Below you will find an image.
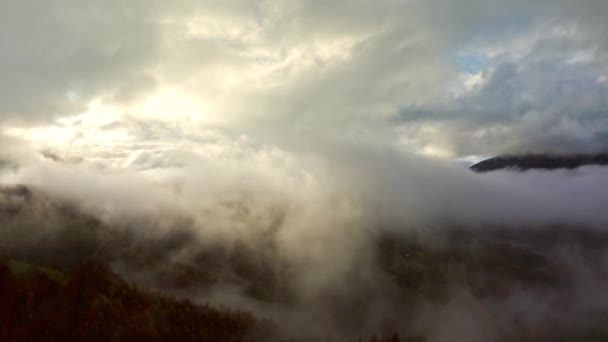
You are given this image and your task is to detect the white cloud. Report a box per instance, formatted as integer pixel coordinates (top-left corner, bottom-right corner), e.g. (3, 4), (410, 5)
(2, 0), (608, 159)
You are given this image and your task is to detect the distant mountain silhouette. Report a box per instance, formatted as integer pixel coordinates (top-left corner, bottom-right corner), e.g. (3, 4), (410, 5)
(470, 153), (608, 172)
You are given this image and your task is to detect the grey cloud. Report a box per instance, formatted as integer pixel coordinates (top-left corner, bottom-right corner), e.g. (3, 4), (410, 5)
(3, 0), (608, 158)
(0, 1), (168, 123)
(396, 46), (608, 156)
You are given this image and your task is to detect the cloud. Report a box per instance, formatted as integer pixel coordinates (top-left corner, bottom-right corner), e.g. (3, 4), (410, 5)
(2, 0), (608, 157)
(396, 42), (608, 156)
(3, 133), (608, 339)
(5, 129), (608, 247)
(5, 1), (608, 339)
(0, 1), (169, 123)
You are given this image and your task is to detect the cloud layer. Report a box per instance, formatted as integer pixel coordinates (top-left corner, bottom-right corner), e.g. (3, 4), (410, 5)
(2, 0), (608, 157)
(3, 136), (608, 340)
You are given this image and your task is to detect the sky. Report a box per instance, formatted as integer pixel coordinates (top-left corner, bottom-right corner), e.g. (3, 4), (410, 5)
(1, 0), (608, 165)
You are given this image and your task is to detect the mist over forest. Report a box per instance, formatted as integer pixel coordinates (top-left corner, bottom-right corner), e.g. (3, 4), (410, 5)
(2, 147), (608, 341)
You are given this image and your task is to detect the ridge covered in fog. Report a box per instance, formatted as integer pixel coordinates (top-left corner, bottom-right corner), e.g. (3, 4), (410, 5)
(471, 153), (608, 173)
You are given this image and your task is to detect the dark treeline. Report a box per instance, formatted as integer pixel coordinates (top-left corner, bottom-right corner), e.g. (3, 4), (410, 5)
(0, 257), (412, 342)
(0, 258), (271, 342)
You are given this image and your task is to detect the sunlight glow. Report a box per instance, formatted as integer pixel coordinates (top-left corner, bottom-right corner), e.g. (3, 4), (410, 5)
(128, 87), (207, 123)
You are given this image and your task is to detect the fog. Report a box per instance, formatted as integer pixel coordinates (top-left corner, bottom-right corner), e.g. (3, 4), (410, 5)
(5, 138), (607, 230)
(2, 136), (608, 340)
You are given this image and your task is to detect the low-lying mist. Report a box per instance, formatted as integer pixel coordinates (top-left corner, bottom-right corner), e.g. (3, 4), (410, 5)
(2, 137), (608, 341)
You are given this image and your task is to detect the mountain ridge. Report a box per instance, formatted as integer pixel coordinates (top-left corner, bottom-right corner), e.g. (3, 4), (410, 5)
(470, 153), (608, 172)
